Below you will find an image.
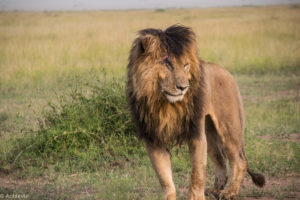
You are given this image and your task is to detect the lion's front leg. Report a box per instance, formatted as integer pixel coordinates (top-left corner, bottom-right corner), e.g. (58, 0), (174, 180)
(146, 143), (176, 200)
(188, 129), (207, 200)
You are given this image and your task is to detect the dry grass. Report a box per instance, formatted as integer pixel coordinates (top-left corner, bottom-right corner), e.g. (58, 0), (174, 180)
(1, 5), (300, 92)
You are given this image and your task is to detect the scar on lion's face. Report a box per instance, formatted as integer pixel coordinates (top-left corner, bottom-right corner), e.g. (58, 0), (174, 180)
(157, 56), (192, 103)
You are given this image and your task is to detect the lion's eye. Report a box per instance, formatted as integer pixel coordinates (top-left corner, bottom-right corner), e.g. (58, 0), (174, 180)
(184, 63), (189, 70)
(163, 59), (173, 71)
(166, 62), (173, 71)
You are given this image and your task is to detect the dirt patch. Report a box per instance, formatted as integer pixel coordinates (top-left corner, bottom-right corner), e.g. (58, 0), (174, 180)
(242, 197), (274, 200)
(275, 90), (300, 101)
(260, 133), (300, 143)
(243, 175), (300, 191)
(1, 172), (299, 199)
(243, 89), (300, 104)
(0, 172), (46, 193)
(0, 172), (96, 199)
(241, 175), (300, 200)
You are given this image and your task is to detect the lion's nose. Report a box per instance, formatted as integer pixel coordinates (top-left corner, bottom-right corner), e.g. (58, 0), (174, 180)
(176, 85), (188, 91)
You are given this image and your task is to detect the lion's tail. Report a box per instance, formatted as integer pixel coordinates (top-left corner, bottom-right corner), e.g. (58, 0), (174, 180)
(247, 167), (266, 187)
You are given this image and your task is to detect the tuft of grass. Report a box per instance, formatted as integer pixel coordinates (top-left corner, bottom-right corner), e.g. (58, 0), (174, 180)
(246, 136), (299, 176)
(245, 99), (300, 137)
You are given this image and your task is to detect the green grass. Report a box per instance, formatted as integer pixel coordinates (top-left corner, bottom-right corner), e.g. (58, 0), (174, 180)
(0, 5), (299, 200)
(1, 74), (299, 199)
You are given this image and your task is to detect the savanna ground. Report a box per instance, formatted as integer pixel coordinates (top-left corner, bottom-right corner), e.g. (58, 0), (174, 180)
(0, 5), (300, 200)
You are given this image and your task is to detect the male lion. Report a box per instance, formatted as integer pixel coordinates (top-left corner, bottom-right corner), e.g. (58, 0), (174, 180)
(126, 25), (265, 200)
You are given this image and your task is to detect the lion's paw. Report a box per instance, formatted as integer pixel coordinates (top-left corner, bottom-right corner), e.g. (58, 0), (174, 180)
(218, 190), (238, 200)
(205, 187), (219, 199)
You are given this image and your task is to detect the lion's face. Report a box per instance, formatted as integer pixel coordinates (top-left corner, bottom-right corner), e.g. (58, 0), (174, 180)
(158, 56), (191, 103)
(128, 25), (200, 107)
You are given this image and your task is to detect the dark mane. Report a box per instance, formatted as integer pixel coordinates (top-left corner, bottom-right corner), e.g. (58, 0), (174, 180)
(164, 25), (196, 57)
(138, 25), (196, 57)
(127, 24), (205, 146)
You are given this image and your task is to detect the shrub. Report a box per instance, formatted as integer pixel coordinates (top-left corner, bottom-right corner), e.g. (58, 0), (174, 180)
(4, 78), (144, 173)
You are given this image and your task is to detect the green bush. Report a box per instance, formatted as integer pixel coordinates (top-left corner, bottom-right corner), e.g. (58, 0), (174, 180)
(4, 78), (144, 173)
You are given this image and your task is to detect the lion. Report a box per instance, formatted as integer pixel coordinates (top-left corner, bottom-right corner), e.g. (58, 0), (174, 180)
(126, 25), (265, 200)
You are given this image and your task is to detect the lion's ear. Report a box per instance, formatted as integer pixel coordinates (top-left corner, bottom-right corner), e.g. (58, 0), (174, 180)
(129, 34), (161, 62)
(140, 34), (161, 55)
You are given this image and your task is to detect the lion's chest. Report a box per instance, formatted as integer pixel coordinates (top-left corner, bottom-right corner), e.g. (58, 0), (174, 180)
(144, 102), (188, 144)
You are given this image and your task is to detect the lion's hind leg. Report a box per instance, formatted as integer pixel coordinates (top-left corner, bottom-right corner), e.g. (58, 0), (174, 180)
(205, 115), (228, 199)
(218, 150), (247, 200)
(217, 128), (247, 199)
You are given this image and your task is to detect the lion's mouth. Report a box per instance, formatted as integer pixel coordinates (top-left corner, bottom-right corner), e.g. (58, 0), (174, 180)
(163, 89), (188, 103)
(163, 91), (183, 97)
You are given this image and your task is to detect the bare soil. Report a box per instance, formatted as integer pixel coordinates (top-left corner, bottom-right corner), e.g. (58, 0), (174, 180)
(241, 175), (300, 200)
(260, 133), (300, 143)
(1, 172), (299, 199)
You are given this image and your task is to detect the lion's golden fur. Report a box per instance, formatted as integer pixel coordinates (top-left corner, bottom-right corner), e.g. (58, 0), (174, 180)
(126, 25), (265, 200)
